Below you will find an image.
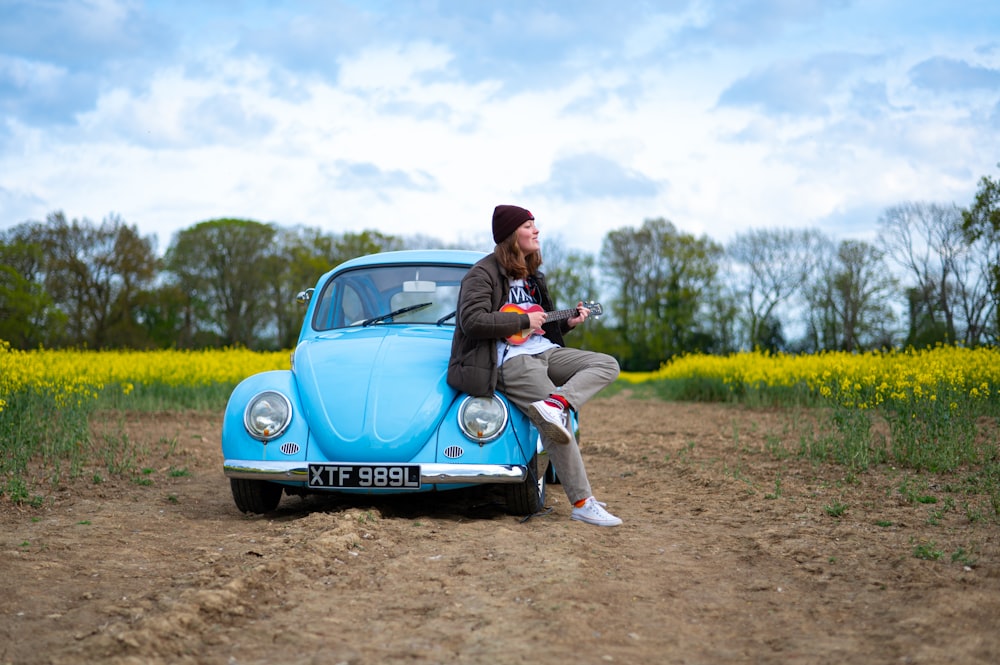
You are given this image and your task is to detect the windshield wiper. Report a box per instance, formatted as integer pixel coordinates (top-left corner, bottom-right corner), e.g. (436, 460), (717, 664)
(436, 310), (457, 325)
(360, 302), (433, 327)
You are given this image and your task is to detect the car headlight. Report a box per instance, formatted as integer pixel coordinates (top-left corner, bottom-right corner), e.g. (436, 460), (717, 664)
(244, 391), (293, 441)
(457, 395), (508, 443)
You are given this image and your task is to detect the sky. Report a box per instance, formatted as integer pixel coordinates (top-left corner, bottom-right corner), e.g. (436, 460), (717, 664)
(1, 0), (999, 257)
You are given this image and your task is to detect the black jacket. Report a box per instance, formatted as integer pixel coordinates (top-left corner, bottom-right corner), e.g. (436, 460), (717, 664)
(447, 252), (569, 396)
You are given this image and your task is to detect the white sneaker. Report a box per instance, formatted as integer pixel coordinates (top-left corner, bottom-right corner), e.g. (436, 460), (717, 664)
(529, 399), (572, 445)
(571, 497), (622, 527)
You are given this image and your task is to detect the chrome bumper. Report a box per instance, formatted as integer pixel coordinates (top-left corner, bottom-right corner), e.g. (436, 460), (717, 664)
(223, 460), (526, 485)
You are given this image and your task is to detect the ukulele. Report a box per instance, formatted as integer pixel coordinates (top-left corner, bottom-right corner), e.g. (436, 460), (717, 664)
(501, 301), (603, 345)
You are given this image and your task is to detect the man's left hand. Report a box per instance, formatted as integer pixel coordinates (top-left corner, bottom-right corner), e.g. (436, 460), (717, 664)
(568, 301), (590, 327)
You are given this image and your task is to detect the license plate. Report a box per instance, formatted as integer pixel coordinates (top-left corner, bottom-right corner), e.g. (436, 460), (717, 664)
(307, 464), (421, 489)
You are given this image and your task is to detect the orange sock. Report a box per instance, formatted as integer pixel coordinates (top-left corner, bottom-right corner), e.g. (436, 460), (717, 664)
(573, 497), (588, 508)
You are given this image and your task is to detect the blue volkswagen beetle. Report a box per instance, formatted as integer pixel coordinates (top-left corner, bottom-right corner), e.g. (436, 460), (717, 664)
(222, 249), (554, 516)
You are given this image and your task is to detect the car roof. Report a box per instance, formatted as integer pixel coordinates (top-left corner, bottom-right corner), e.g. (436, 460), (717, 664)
(332, 249), (487, 273)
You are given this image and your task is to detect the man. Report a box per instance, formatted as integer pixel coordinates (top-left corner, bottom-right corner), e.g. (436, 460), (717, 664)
(447, 204), (622, 526)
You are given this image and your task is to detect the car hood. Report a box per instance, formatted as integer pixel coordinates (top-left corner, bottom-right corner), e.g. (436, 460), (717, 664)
(294, 327), (457, 461)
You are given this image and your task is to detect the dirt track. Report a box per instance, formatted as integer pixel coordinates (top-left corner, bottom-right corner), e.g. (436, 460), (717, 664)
(2, 397), (999, 664)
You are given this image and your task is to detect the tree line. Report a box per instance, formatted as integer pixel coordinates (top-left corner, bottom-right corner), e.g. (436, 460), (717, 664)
(2, 168), (998, 371)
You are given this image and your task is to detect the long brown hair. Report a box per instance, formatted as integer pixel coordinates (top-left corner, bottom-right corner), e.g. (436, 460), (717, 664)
(495, 232), (542, 280)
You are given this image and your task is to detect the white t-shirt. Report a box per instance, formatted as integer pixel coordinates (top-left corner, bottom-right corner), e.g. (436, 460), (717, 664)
(496, 278), (558, 365)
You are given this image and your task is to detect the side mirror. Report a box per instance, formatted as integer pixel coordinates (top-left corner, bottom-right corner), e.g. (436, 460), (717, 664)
(296, 288), (314, 305)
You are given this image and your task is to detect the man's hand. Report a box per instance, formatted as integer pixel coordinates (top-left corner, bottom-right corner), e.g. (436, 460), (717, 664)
(527, 309), (548, 332)
(567, 301), (590, 328)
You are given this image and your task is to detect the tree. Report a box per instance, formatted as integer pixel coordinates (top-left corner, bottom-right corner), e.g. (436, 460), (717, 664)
(13, 212), (158, 348)
(541, 236), (601, 310)
(131, 282), (190, 349)
(961, 166), (1000, 342)
(801, 236), (840, 352)
(0, 265), (61, 348)
(541, 236), (608, 351)
(946, 232), (995, 346)
(332, 230), (404, 266)
(878, 203), (964, 345)
(728, 227), (825, 351)
(601, 218), (723, 370)
(102, 218), (161, 347)
(700, 285), (741, 355)
(900, 283), (948, 349)
(0, 227), (66, 347)
(802, 239), (897, 351)
(163, 219), (278, 348)
(832, 240), (898, 351)
(267, 226), (339, 350)
(879, 200), (995, 347)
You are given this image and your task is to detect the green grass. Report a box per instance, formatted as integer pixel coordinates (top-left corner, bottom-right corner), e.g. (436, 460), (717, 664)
(1, 382), (227, 504)
(631, 372), (1000, 475)
(0, 387), (95, 504)
(94, 382), (234, 412)
(3, 374), (999, 521)
(824, 502), (848, 518)
(912, 540), (943, 560)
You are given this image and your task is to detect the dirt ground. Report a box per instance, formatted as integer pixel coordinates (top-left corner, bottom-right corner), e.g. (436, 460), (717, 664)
(2, 396), (999, 665)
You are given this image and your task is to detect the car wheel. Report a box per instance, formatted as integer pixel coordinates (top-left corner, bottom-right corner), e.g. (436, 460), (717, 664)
(504, 452), (546, 516)
(230, 478), (283, 514)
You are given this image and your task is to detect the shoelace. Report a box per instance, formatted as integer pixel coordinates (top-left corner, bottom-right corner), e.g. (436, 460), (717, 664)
(581, 500), (608, 515)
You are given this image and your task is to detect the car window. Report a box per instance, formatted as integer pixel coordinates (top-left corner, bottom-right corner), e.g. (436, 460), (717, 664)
(312, 263), (468, 331)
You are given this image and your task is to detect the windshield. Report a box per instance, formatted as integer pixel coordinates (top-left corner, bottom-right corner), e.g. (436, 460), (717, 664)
(311, 263), (467, 331)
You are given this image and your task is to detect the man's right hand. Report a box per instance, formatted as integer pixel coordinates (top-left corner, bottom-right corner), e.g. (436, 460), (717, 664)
(527, 310), (548, 332)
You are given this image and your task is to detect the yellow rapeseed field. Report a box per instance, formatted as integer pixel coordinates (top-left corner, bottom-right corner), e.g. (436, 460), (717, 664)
(2, 342), (997, 481)
(0, 342), (290, 412)
(1, 342), (997, 414)
(619, 346), (998, 410)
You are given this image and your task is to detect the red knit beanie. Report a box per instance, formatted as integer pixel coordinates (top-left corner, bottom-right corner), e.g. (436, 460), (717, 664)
(492, 205), (534, 244)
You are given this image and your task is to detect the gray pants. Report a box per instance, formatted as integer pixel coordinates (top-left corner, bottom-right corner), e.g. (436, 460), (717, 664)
(497, 346), (620, 504)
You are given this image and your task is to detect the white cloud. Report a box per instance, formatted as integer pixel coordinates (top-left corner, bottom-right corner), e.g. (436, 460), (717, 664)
(1, 1), (999, 258)
(337, 42), (455, 91)
(0, 54), (66, 89)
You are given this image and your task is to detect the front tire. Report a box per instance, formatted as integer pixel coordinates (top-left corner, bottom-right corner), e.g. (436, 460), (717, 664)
(230, 478), (283, 514)
(504, 453), (546, 516)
